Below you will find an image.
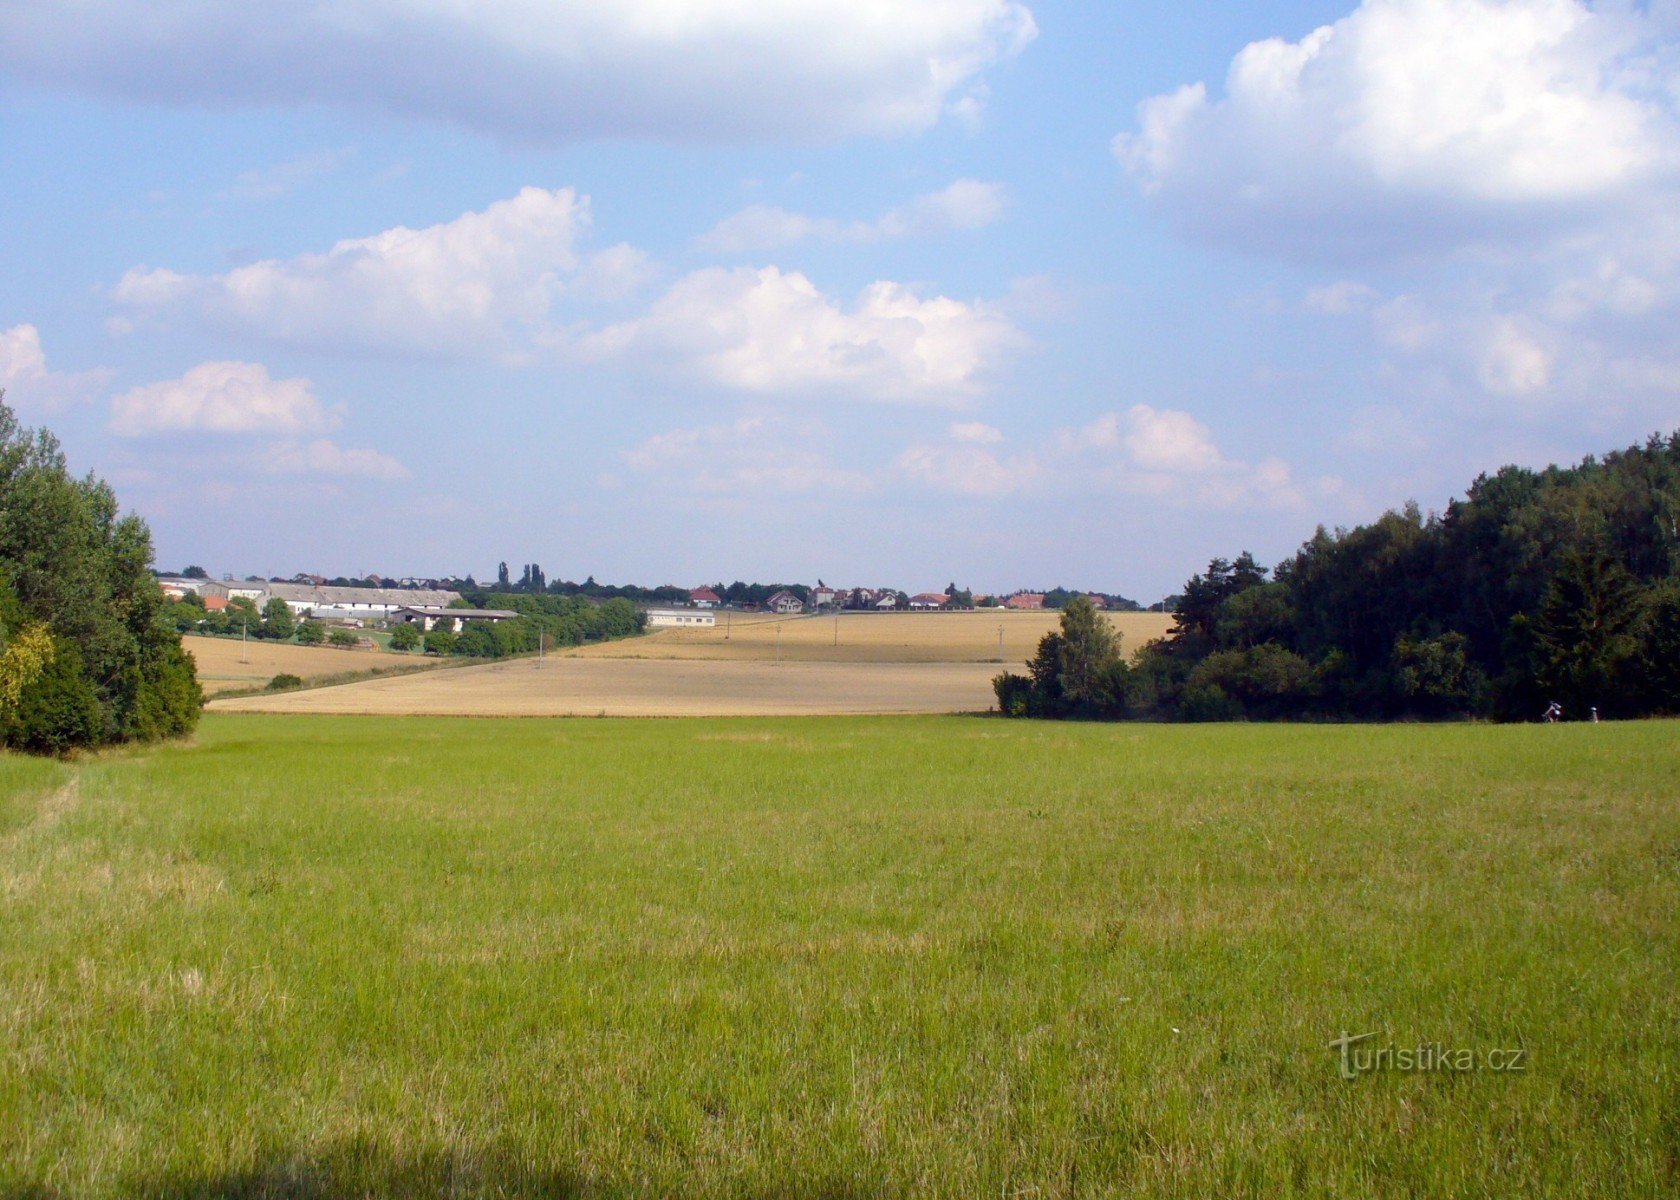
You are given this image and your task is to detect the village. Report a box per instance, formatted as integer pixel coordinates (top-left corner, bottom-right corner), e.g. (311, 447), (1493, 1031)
(152, 571), (1136, 637)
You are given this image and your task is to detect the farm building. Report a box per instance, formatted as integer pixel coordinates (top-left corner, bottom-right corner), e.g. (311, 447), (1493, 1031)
(1006, 593), (1046, 610)
(764, 590), (805, 614)
(391, 606), (518, 632)
(269, 583), (462, 618)
(909, 592), (951, 610)
(199, 580), (269, 604)
(646, 609), (718, 628)
(689, 587), (721, 608)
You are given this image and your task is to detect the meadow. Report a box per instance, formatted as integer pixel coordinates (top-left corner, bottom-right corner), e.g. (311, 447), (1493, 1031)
(2, 714), (1675, 1197)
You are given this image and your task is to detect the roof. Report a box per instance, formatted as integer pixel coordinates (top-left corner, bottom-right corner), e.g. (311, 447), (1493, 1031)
(765, 589), (802, 604)
(396, 606), (518, 619)
(690, 587), (721, 601)
(268, 583), (462, 607)
(909, 592), (950, 604)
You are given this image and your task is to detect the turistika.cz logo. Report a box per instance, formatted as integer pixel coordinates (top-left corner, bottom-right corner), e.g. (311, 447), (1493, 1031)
(1329, 1031), (1528, 1080)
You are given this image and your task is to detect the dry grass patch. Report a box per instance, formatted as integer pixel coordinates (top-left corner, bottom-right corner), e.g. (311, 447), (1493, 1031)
(185, 634), (399, 694)
(571, 609), (1174, 664)
(211, 656), (1003, 717)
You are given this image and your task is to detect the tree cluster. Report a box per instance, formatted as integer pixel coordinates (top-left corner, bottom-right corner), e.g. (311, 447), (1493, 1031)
(999, 431), (1680, 723)
(0, 399), (200, 753)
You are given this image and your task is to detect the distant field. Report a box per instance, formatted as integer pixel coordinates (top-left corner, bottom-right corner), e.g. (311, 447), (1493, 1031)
(2, 715), (1676, 1197)
(574, 609), (1175, 663)
(185, 633), (399, 694)
(212, 656), (1002, 716)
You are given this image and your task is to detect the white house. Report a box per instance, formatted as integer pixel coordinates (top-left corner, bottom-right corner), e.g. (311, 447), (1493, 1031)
(764, 589), (805, 614)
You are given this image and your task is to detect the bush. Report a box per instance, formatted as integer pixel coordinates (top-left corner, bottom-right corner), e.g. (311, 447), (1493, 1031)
(3, 640), (104, 755)
(295, 620), (325, 646)
(423, 628), (456, 656)
(267, 673), (304, 691)
(327, 629), (358, 648)
(388, 623), (421, 651)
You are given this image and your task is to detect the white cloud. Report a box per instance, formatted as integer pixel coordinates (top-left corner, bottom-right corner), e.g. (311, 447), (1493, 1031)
(899, 405), (1318, 508)
(260, 439), (409, 482)
(584, 266), (1022, 401)
(1127, 2), (1680, 417)
(109, 361), (336, 436)
(623, 415), (870, 494)
(1116, 0), (1680, 257)
(0, 324), (113, 410)
(0, 2), (1036, 142)
(1477, 318), (1555, 396)
(220, 147), (355, 201)
(949, 421), (1004, 444)
(695, 179), (1008, 253)
(113, 187), (638, 358)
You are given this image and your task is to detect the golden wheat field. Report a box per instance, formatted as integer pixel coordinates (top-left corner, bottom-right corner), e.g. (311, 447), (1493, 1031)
(185, 634), (398, 694)
(571, 609), (1174, 663)
(211, 656), (1004, 716)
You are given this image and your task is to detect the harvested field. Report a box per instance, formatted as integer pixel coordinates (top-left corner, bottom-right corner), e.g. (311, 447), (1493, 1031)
(571, 608), (1174, 663)
(184, 634), (401, 694)
(211, 656), (1002, 716)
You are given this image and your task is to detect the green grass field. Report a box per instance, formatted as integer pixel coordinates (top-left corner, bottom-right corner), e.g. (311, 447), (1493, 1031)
(2, 715), (1677, 1197)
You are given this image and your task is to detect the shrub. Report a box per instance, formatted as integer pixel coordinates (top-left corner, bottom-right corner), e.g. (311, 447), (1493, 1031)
(267, 673), (304, 691)
(3, 639), (104, 755)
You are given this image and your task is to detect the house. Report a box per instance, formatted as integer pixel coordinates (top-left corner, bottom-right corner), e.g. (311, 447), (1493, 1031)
(764, 589), (805, 614)
(811, 585), (843, 608)
(391, 606), (518, 632)
(908, 592), (950, 610)
(1006, 593), (1045, 610)
(690, 587), (721, 608)
(874, 593), (899, 610)
(647, 609), (717, 628)
(1085, 594), (1108, 609)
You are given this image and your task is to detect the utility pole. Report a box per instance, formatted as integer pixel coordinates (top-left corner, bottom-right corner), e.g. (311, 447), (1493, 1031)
(833, 607), (839, 647)
(775, 622), (782, 664)
(241, 618), (249, 665)
(997, 624), (1004, 662)
(725, 608), (732, 640)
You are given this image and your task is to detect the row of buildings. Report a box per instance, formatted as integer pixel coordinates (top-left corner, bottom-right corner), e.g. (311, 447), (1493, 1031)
(683, 587), (1096, 613)
(157, 577), (514, 631)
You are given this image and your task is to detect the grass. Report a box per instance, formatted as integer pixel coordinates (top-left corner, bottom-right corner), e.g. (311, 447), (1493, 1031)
(1, 715), (1676, 1197)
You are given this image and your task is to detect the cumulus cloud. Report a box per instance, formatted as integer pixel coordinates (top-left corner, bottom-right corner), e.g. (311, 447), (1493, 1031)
(695, 179), (1009, 253)
(898, 405), (1323, 507)
(1124, 0), (1680, 415)
(109, 361), (336, 436)
(1116, 0), (1680, 258)
(112, 187), (645, 359)
(0, 2), (1036, 142)
(583, 266), (1022, 401)
(260, 439), (409, 481)
(623, 415), (871, 494)
(0, 324), (113, 409)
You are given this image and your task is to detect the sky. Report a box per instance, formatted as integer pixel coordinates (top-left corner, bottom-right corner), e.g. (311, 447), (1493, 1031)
(3, 0), (1678, 601)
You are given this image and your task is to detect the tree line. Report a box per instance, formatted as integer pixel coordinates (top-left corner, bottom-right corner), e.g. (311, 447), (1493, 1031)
(998, 431), (1680, 722)
(0, 399), (200, 754)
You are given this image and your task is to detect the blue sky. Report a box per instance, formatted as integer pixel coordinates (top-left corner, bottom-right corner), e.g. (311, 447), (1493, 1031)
(3, 0), (1678, 600)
